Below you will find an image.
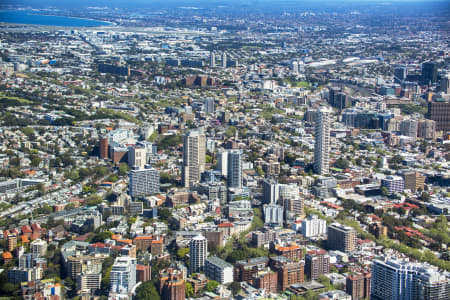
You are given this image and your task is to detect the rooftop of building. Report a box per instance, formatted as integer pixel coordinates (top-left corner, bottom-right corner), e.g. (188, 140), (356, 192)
(206, 256), (233, 268)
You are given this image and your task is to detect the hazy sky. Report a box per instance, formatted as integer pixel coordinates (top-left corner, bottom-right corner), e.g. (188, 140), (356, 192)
(1, 0), (448, 12)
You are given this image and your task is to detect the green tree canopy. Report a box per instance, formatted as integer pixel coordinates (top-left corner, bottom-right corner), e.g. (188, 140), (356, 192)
(158, 208), (172, 220)
(86, 194), (103, 206)
(177, 248), (189, 259)
(135, 280), (160, 300)
(335, 158), (349, 169)
(185, 281), (194, 297)
(206, 280), (220, 292)
(119, 163), (130, 176)
(229, 281), (241, 295)
(92, 231), (113, 243)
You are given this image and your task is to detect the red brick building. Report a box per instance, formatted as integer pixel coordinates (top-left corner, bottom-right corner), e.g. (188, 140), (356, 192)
(235, 257), (269, 282)
(305, 249), (330, 280)
(159, 268), (185, 300)
(346, 271), (371, 300)
(270, 256), (305, 291)
(136, 264), (151, 283)
(252, 269), (278, 293)
(273, 243), (303, 261)
(99, 136), (108, 159)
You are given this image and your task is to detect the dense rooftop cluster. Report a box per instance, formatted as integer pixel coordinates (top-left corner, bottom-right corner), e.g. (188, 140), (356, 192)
(0, 1), (449, 300)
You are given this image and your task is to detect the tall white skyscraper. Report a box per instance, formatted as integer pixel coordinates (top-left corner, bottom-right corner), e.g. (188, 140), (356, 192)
(182, 129), (206, 187)
(190, 235), (208, 274)
(110, 256), (137, 296)
(210, 51), (215, 67)
(291, 61), (299, 74)
(314, 107), (331, 175)
(227, 150), (242, 188)
(217, 149), (228, 176)
(222, 52), (227, 68)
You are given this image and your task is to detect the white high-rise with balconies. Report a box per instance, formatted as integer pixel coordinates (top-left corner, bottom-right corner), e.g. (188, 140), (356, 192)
(110, 256), (136, 296)
(129, 165), (160, 197)
(301, 215), (327, 238)
(31, 239), (47, 257)
(222, 52), (227, 68)
(190, 235), (208, 274)
(210, 51), (216, 67)
(314, 107), (331, 175)
(371, 258), (449, 300)
(217, 149), (228, 176)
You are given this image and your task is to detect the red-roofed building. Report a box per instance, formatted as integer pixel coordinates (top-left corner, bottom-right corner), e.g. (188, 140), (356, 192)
(21, 225), (33, 237)
(134, 236), (154, 251)
(88, 242), (112, 255)
(320, 201), (344, 210)
(2, 251), (13, 264)
(74, 233), (92, 242)
(274, 243), (303, 261)
(393, 226), (433, 244)
(217, 222), (235, 236)
(367, 214), (382, 222)
(20, 235), (30, 244)
(116, 239), (132, 246)
(30, 232), (41, 240)
(151, 240), (163, 255)
(155, 195), (166, 206)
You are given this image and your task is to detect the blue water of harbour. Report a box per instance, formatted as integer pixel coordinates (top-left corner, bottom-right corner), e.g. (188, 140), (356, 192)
(0, 10), (113, 27)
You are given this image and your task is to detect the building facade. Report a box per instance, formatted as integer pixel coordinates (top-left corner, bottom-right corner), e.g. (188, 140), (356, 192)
(160, 268), (185, 300)
(346, 272), (371, 300)
(371, 258), (449, 300)
(314, 107), (331, 175)
(305, 250), (330, 280)
(235, 257), (269, 282)
(403, 171), (425, 193)
(270, 256), (305, 291)
(110, 256), (137, 296)
(182, 129), (206, 187)
(426, 100), (450, 133)
(302, 215), (327, 238)
(128, 146), (147, 169)
(227, 150), (242, 188)
(129, 165), (160, 197)
(327, 223), (357, 253)
(262, 178), (279, 204)
(189, 235), (207, 274)
(381, 175), (405, 194)
(204, 256), (233, 284)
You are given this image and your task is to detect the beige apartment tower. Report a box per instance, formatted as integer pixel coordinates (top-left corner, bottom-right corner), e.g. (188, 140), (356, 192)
(327, 223), (357, 253)
(182, 129), (206, 187)
(403, 171), (425, 193)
